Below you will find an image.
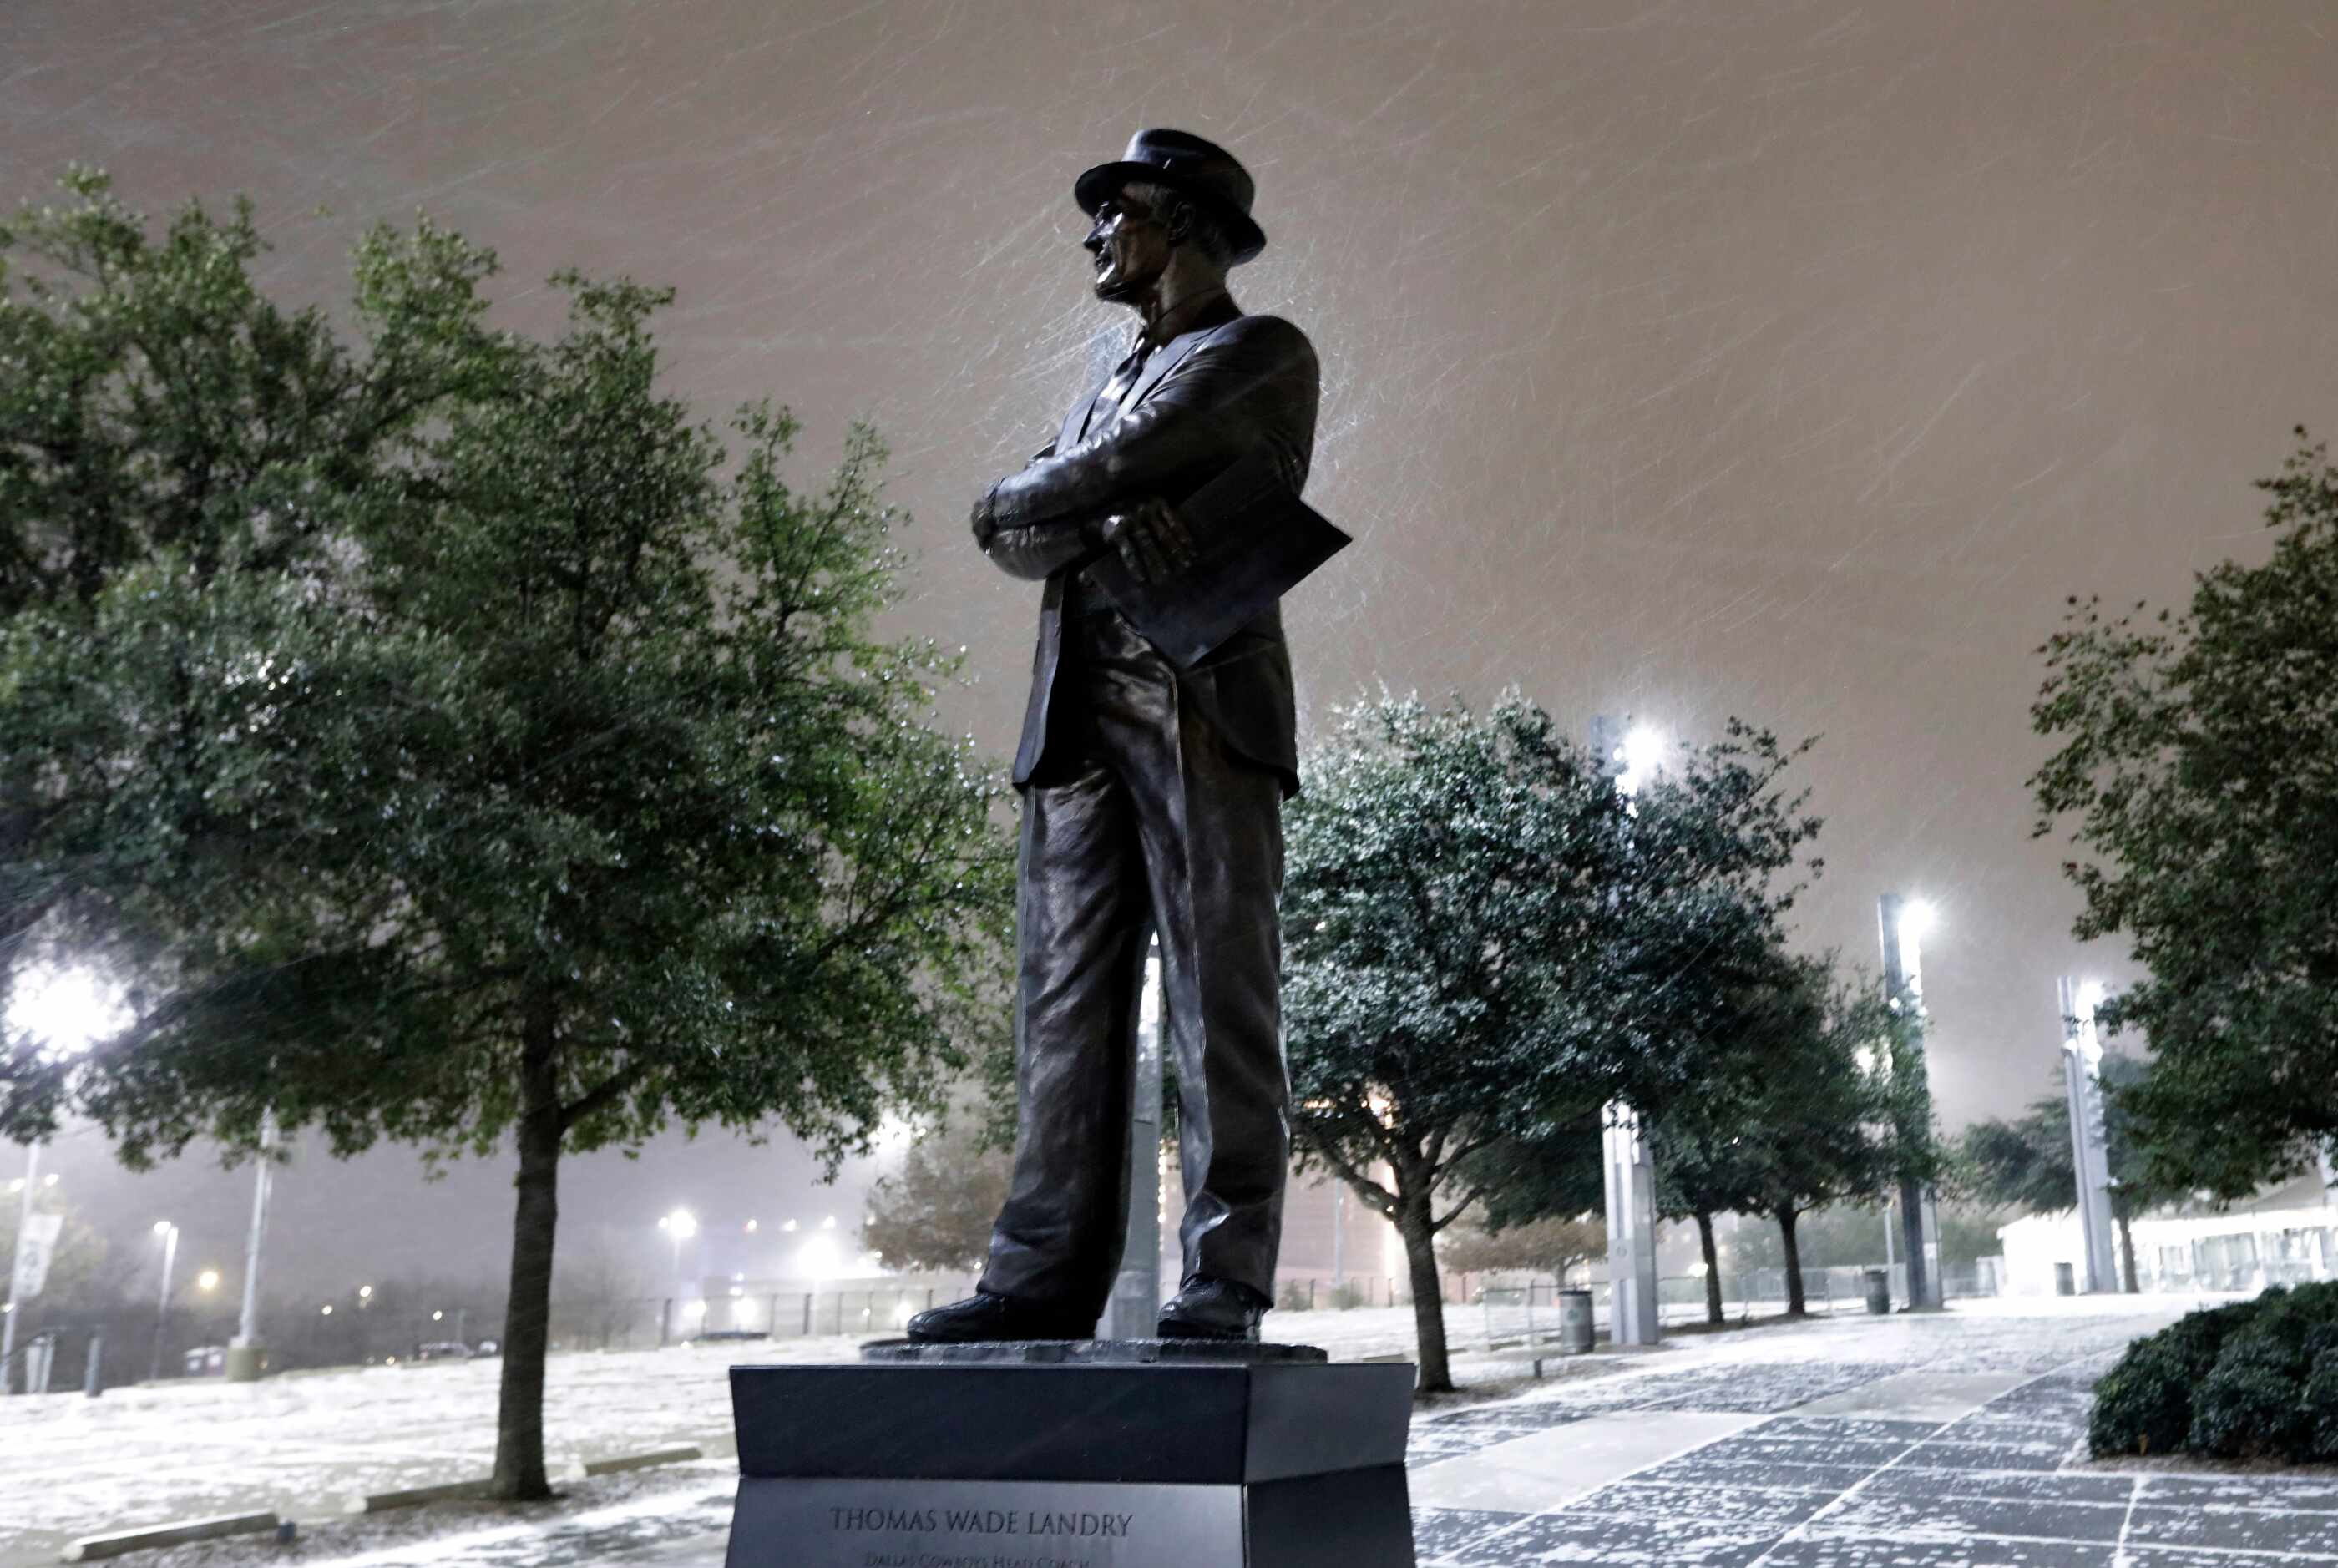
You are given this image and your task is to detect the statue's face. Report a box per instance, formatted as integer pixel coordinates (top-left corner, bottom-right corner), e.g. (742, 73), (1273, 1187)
(1085, 189), (1172, 305)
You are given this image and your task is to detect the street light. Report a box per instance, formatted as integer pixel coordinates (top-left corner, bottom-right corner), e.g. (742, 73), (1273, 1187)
(1878, 893), (1944, 1310)
(357, 1284), (373, 1302)
(196, 1269), (220, 1292)
(659, 1208), (698, 1297)
(147, 1221), (180, 1382)
(4, 965), (129, 1394)
(1588, 713), (1666, 1349)
(1615, 724), (1667, 797)
(1895, 898), (1938, 1004)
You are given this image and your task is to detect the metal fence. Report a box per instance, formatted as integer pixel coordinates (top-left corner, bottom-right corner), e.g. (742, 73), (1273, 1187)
(548, 1287), (959, 1352)
(1473, 1257), (2005, 1345)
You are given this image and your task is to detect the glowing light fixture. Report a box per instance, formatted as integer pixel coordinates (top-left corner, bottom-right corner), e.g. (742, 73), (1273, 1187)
(6, 964), (132, 1062)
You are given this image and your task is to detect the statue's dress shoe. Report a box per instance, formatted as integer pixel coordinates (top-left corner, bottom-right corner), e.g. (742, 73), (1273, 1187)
(903, 1291), (1094, 1343)
(1156, 1276), (1270, 1341)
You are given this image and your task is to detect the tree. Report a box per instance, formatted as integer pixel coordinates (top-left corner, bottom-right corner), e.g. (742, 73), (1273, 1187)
(1959, 1053), (2164, 1291)
(0, 168), (507, 1141)
(1728, 959), (1914, 1315)
(1634, 930), (1851, 1327)
(13, 185), (1014, 1499)
(1281, 692), (1819, 1388)
(1435, 1214), (1607, 1280)
(1652, 1106), (1770, 1326)
(2032, 432), (2338, 1199)
(862, 1115), (1014, 1274)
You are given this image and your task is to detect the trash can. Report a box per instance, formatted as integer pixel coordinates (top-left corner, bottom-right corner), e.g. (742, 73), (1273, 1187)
(1864, 1267), (1890, 1315)
(1557, 1289), (1596, 1353)
(2054, 1262), (2076, 1297)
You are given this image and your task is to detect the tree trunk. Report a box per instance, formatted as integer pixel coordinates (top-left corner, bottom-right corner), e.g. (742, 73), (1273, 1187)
(1394, 1187), (1451, 1394)
(1696, 1211), (1723, 1326)
(2117, 1211), (2139, 1294)
(1775, 1207), (1807, 1316)
(492, 999), (563, 1500)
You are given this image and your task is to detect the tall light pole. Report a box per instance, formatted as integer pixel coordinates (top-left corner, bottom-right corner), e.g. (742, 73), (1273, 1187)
(4, 964), (126, 1393)
(1592, 715), (1663, 1347)
(2059, 978), (2122, 1292)
(1101, 937), (1167, 1340)
(1878, 894), (1943, 1310)
(147, 1221), (180, 1382)
(1, 1144), (42, 1393)
(227, 1108), (277, 1382)
(659, 1208), (699, 1297)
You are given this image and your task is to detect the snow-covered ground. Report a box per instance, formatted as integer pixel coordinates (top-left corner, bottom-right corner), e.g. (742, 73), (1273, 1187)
(0, 1293), (2228, 1568)
(0, 1307), (1440, 1565)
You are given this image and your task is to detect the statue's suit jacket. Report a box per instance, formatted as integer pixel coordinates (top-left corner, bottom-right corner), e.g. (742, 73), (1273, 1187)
(982, 296), (1320, 799)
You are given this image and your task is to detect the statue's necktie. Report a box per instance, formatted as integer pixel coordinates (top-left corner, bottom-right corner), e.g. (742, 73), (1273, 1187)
(1101, 336), (1156, 412)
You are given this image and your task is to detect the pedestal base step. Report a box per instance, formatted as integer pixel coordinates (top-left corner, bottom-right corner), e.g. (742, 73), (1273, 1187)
(728, 1470), (1412, 1568)
(859, 1337), (1328, 1365)
(726, 1349), (1418, 1565)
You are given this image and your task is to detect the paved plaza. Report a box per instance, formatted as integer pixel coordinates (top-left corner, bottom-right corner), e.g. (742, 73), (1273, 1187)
(8, 1295), (2335, 1567)
(1399, 1310), (2338, 1565)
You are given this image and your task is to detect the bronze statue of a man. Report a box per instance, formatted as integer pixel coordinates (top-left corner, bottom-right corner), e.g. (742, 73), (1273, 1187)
(908, 129), (1319, 1343)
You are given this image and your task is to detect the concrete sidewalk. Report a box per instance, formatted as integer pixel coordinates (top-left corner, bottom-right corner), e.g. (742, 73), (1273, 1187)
(97, 1295), (2333, 1568)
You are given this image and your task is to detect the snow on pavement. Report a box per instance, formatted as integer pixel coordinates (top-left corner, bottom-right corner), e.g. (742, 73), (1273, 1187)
(0, 1294), (2229, 1568)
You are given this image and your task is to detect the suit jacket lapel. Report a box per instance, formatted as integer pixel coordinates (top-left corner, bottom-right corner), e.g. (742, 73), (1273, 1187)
(1120, 317), (1236, 417)
(1060, 374), (1109, 450)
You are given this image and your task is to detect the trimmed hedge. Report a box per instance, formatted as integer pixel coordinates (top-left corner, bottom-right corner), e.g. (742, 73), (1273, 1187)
(2090, 1282), (2338, 1460)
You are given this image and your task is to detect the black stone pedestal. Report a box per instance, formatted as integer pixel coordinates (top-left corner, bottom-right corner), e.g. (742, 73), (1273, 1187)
(724, 1340), (1417, 1567)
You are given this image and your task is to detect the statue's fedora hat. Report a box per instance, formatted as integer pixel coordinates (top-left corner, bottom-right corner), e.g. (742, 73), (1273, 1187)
(1075, 129), (1268, 265)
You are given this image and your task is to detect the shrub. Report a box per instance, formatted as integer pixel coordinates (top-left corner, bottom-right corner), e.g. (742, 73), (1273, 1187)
(2191, 1335), (2310, 1459)
(2090, 1297), (2260, 1457)
(2304, 1348), (2338, 1462)
(2093, 1282), (2338, 1461)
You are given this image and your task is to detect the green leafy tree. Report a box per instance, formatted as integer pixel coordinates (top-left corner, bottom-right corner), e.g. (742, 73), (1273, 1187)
(8, 182), (1013, 1498)
(1435, 1214), (1607, 1280)
(0, 168), (505, 1140)
(1958, 1053), (2164, 1291)
(1652, 1107), (1769, 1326)
(862, 1116), (1014, 1275)
(1281, 692), (1819, 1388)
(2032, 432), (2338, 1198)
(1635, 934), (1843, 1326)
(1730, 959), (1916, 1314)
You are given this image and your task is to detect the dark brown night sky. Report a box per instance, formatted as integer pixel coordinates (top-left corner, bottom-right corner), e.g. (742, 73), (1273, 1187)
(8, 0), (2335, 1290)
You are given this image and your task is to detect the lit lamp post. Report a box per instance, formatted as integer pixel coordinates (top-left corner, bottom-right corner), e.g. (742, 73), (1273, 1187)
(1878, 894), (1944, 1311)
(1101, 937), (1168, 1342)
(3, 965), (128, 1393)
(227, 1107), (278, 1383)
(1591, 715), (1665, 1348)
(655, 1215), (696, 1336)
(147, 1221), (180, 1382)
(2059, 978), (2123, 1292)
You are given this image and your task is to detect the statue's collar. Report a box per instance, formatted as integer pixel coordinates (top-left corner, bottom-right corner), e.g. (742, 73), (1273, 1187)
(1138, 286), (1236, 352)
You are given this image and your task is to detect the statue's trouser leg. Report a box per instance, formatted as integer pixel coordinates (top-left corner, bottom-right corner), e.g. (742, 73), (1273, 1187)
(977, 736), (1151, 1320)
(982, 611), (1289, 1313)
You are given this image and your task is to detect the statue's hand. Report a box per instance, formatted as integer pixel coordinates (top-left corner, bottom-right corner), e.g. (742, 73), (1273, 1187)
(1095, 497), (1199, 584)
